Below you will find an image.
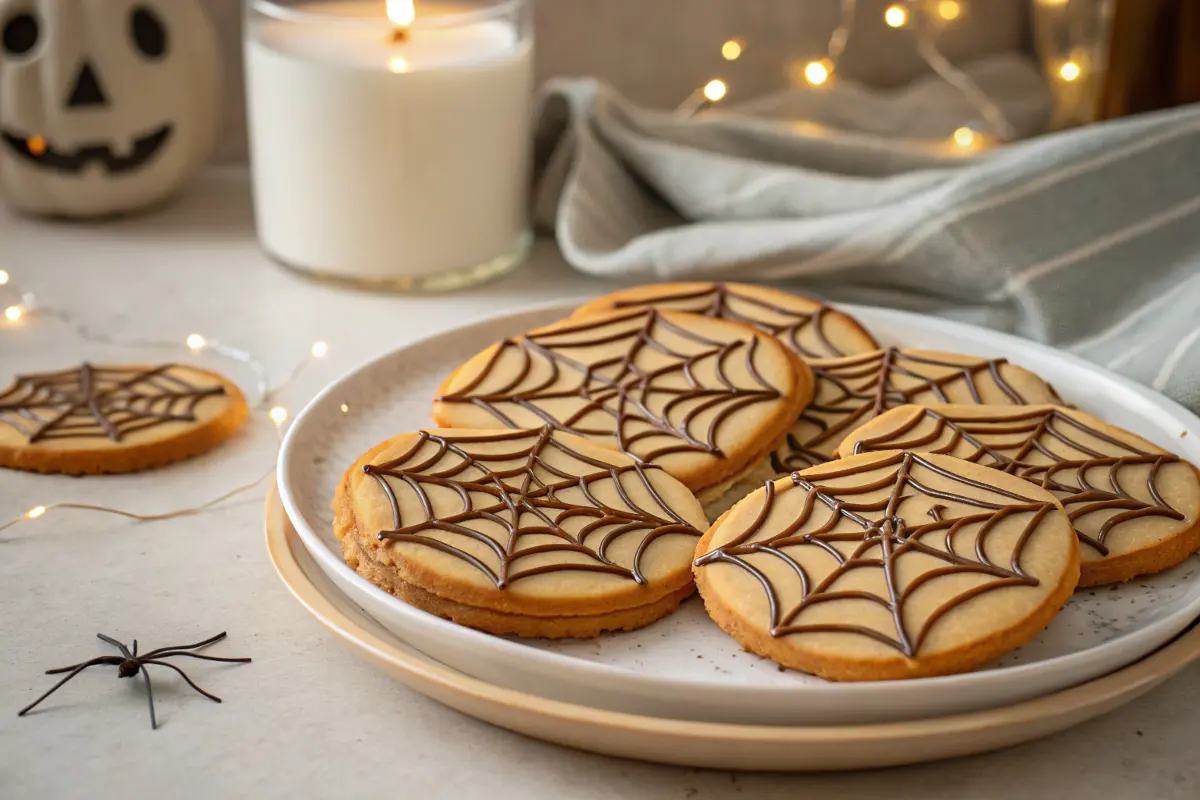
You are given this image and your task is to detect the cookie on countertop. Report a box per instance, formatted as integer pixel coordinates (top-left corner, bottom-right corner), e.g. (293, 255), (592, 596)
(572, 282), (878, 361)
(334, 427), (708, 638)
(0, 362), (248, 474)
(431, 308), (814, 505)
(693, 450), (1080, 681)
(839, 404), (1200, 587)
(773, 348), (1063, 473)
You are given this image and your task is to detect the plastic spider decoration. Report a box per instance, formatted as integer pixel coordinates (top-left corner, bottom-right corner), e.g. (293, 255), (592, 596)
(17, 631), (251, 729)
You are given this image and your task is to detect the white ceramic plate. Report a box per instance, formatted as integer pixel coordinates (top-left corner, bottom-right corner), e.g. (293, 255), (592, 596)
(267, 485), (1200, 771)
(277, 301), (1200, 726)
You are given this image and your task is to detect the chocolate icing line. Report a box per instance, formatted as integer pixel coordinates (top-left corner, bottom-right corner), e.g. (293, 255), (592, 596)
(694, 452), (1054, 657)
(437, 309), (784, 465)
(850, 406), (1187, 555)
(771, 349), (1046, 473)
(0, 363), (227, 444)
(362, 427), (702, 589)
(608, 282), (877, 360)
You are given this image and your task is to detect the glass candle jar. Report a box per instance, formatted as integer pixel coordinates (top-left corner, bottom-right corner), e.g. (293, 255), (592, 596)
(245, 0), (533, 292)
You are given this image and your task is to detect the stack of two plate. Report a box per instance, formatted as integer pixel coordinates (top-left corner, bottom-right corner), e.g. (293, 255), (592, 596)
(270, 303), (1200, 772)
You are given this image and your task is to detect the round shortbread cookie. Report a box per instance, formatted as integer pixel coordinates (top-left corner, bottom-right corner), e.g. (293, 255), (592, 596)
(0, 362), (248, 475)
(343, 532), (696, 639)
(839, 404), (1200, 587)
(431, 308), (814, 495)
(693, 450), (1080, 681)
(334, 427), (709, 637)
(772, 348), (1062, 473)
(571, 282), (879, 361)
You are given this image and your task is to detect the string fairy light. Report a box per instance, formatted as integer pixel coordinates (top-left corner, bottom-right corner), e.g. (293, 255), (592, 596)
(681, 0), (1015, 144)
(703, 79), (728, 102)
(803, 60), (832, 86)
(0, 469), (279, 535)
(935, 0), (961, 21)
(0, 268), (331, 536)
(1059, 60), (1081, 82)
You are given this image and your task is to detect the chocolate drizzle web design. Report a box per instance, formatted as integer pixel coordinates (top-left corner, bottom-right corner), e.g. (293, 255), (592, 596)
(850, 406), (1186, 556)
(362, 428), (702, 588)
(437, 309), (783, 462)
(0, 363), (226, 444)
(610, 282), (874, 360)
(695, 452), (1058, 657)
(773, 349), (1046, 473)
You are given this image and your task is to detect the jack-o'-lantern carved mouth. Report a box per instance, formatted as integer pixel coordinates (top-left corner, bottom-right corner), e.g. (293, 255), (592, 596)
(1, 124), (173, 175)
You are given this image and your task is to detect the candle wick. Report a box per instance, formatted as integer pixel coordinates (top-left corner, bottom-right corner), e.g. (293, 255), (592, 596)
(391, 27), (409, 43)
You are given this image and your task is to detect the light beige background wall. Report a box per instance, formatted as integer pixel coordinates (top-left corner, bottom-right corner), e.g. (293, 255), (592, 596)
(210, 0), (1029, 161)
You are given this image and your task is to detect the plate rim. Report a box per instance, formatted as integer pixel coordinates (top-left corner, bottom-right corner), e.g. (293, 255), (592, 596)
(265, 484), (1200, 770)
(276, 299), (1200, 703)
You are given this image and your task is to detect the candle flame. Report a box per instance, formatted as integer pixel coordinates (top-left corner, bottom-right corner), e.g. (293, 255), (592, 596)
(387, 0), (415, 31)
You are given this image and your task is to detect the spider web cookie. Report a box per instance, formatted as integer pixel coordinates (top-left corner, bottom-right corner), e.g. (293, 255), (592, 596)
(771, 348), (1062, 473)
(335, 427), (709, 637)
(433, 308), (812, 495)
(572, 282), (879, 360)
(0, 362), (247, 474)
(840, 404), (1200, 587)
(693, 450), (1079, 680)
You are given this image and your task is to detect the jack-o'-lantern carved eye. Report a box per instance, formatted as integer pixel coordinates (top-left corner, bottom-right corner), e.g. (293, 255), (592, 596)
(2, 12), (40, 58)
(130, 6), (168, 59)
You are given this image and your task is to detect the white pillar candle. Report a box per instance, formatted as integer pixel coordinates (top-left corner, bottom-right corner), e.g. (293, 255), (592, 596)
(245, 0), (533, 290)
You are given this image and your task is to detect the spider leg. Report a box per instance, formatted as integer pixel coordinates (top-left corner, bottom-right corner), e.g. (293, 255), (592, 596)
(140, 632), (228, 660)
(142, 660), (223, 703)
(45, 655), (122, 674)
(140, 665), (157, 730)
(18, 658), (109, 717)
(145, 652), (252, 665)
(96, 633), (133, 659)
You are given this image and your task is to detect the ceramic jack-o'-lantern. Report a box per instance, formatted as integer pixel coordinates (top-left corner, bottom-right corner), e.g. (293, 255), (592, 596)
(0, 0), (222, 218)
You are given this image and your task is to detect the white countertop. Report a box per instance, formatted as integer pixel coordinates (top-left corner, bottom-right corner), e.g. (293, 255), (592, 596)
(1, 168), (1197, 799)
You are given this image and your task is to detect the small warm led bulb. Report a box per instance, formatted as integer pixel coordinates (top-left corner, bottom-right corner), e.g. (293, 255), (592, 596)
(340, 403), (350, 414)
(0, 269), (9, 285)
(804, 60), (830, 86)
(937, 0), (962, 21)
(952, 126), (976, 148)
(1059, 61), (1081, 81)
(703, 79), (727, 102)
(270, 406), (289, 425)
(27, 136), (47, 156)
(27, 505), (47, 519)
(311, 341), (329, 358)
(721, 38), (744, 60)
(4, 305), (23, 322)
(186, 333), (206, 351)
(884, 5), (907, 27)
